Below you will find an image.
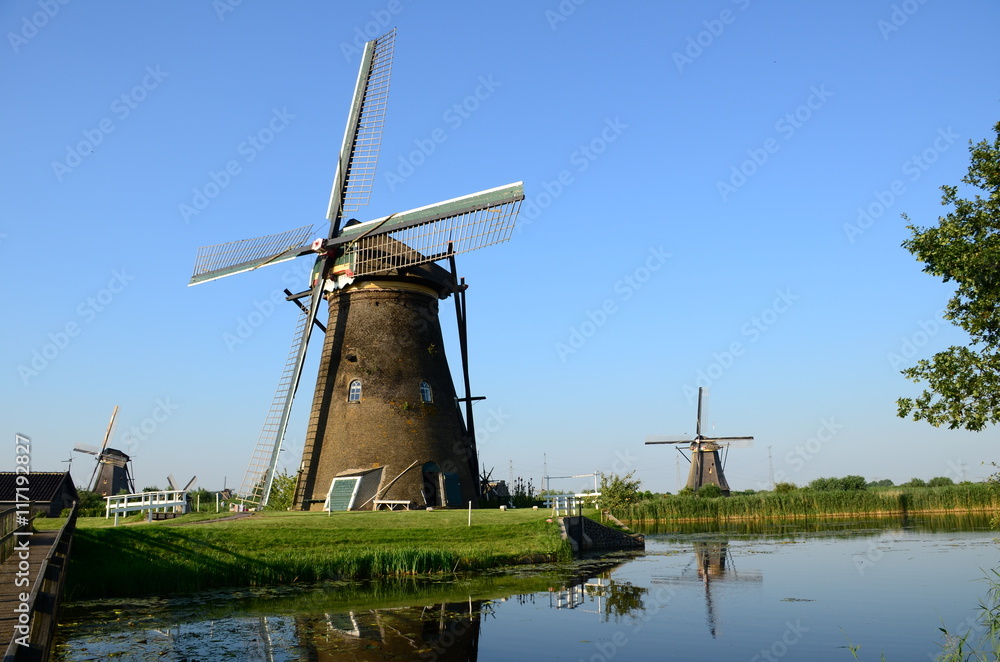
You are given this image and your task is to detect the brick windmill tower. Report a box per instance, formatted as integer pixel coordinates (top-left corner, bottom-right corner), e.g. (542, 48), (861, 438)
(188, 30), (523, 511)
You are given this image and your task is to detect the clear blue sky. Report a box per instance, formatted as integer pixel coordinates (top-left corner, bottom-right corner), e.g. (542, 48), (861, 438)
(2, 1), (998, 494)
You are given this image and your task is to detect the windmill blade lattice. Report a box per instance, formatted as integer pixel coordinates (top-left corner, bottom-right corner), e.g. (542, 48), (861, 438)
(190, 225), (316, 286)
(332, 183), (523, 277)
(644, 435), (695, 445)
(238, 286), (322, 506)
(331, 28), (394, 219)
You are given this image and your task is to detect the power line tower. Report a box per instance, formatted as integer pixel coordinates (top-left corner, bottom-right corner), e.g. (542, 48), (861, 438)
(768, 446), (776, 490)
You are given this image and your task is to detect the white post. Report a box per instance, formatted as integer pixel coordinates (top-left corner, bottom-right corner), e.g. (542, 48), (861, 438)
(468, 501), (472, 527)
(216, 492), (220, 513)
(196, 494), (200, 512)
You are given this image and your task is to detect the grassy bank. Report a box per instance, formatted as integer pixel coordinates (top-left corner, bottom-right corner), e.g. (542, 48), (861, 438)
(617, 484), (1000, 522)
(61, 509), (572, 600)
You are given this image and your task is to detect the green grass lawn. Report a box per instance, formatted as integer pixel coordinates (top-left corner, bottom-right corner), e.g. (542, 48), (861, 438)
(63, 508), (573, 600)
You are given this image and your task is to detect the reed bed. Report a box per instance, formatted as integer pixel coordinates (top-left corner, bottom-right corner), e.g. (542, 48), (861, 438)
(618, 484), (1000, 523)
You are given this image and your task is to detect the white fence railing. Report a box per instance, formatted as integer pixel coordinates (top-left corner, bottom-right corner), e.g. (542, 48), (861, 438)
(543, 492), (601, 516)
(105, 490), (189, 524)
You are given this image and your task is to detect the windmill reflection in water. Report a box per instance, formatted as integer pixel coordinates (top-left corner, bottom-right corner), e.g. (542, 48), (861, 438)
(653, 540), (763, 638)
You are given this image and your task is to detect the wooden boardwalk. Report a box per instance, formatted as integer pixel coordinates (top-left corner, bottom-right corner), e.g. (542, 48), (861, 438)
(0, 530), (58, 654)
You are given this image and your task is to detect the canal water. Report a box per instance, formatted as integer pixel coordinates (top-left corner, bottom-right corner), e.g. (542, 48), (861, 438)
(54, 515), (998, 661)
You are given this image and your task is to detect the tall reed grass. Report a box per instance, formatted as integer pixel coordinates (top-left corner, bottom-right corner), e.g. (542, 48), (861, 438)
(618, 484), (1000, 523)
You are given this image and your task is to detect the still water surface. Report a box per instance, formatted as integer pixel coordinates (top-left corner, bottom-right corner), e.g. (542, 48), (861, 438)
(55, 515), (998, 661)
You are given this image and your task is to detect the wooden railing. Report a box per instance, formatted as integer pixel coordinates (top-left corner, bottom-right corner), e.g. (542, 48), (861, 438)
(2, 501), (77, 662)
(543, 492), (601, 516)
(0, 509), (36, 567)
(105, 490), (188, 524)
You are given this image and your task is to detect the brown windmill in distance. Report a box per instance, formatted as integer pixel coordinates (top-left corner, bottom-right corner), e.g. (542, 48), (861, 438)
(645, 388), (753, 495)
(73, 405), (136, 497)
(188, 30), (523, 511)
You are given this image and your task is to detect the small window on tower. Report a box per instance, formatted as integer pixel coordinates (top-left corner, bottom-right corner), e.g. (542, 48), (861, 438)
(348, 380), (362, 402)
(419, 381), (433, 403)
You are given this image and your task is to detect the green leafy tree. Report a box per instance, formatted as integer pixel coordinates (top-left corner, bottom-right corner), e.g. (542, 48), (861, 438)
(898, 121), (1000, 431)
(264, 470), (296, 511)
(598, 471), (641, 513)
(839, 475), (868, 491)
(928, 476), (955, 487)
(808, 476), (867, 491)
(189, 487), (212, 511)
(808, 477), (838, 491)
(903, 477), (928, 488)
(867, 478), (895, 488)
(76, 490), (106, 517)
(697, 483), (723, 498)
(774, 482), (798, 493)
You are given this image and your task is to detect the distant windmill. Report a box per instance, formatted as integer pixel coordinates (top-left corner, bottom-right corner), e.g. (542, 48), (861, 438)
(166, 474), (198, 492)
(645, 388), (753, 495)
(188, 29), (523, 510)
(74, 405), (136, 496)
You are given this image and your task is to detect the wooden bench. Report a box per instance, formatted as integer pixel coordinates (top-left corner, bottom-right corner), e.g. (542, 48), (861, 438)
(373, 500), (412, 511)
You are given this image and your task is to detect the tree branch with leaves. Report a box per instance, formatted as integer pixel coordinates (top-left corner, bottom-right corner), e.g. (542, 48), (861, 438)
(898, 121), (1000, 431)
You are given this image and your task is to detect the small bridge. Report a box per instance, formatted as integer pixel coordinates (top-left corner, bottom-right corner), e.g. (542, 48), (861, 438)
(105, 489), (189, 524)
(543, 492), (601, 516)
(0, 504), (77, 661)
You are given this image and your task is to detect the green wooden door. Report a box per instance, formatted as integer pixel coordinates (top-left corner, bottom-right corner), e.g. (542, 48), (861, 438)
(326, 477), (360, 511)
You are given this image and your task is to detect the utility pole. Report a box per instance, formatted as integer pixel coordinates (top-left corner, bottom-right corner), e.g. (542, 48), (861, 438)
(768, 446), (775, 490)
(543, 453), (548, 493)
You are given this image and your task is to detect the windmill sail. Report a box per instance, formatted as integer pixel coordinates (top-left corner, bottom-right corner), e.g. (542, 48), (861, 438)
(189, 225), (316, 286)
(238, 282), (324, 507)
(328, 28), (394, 226)
(331, 182), (523, 277)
